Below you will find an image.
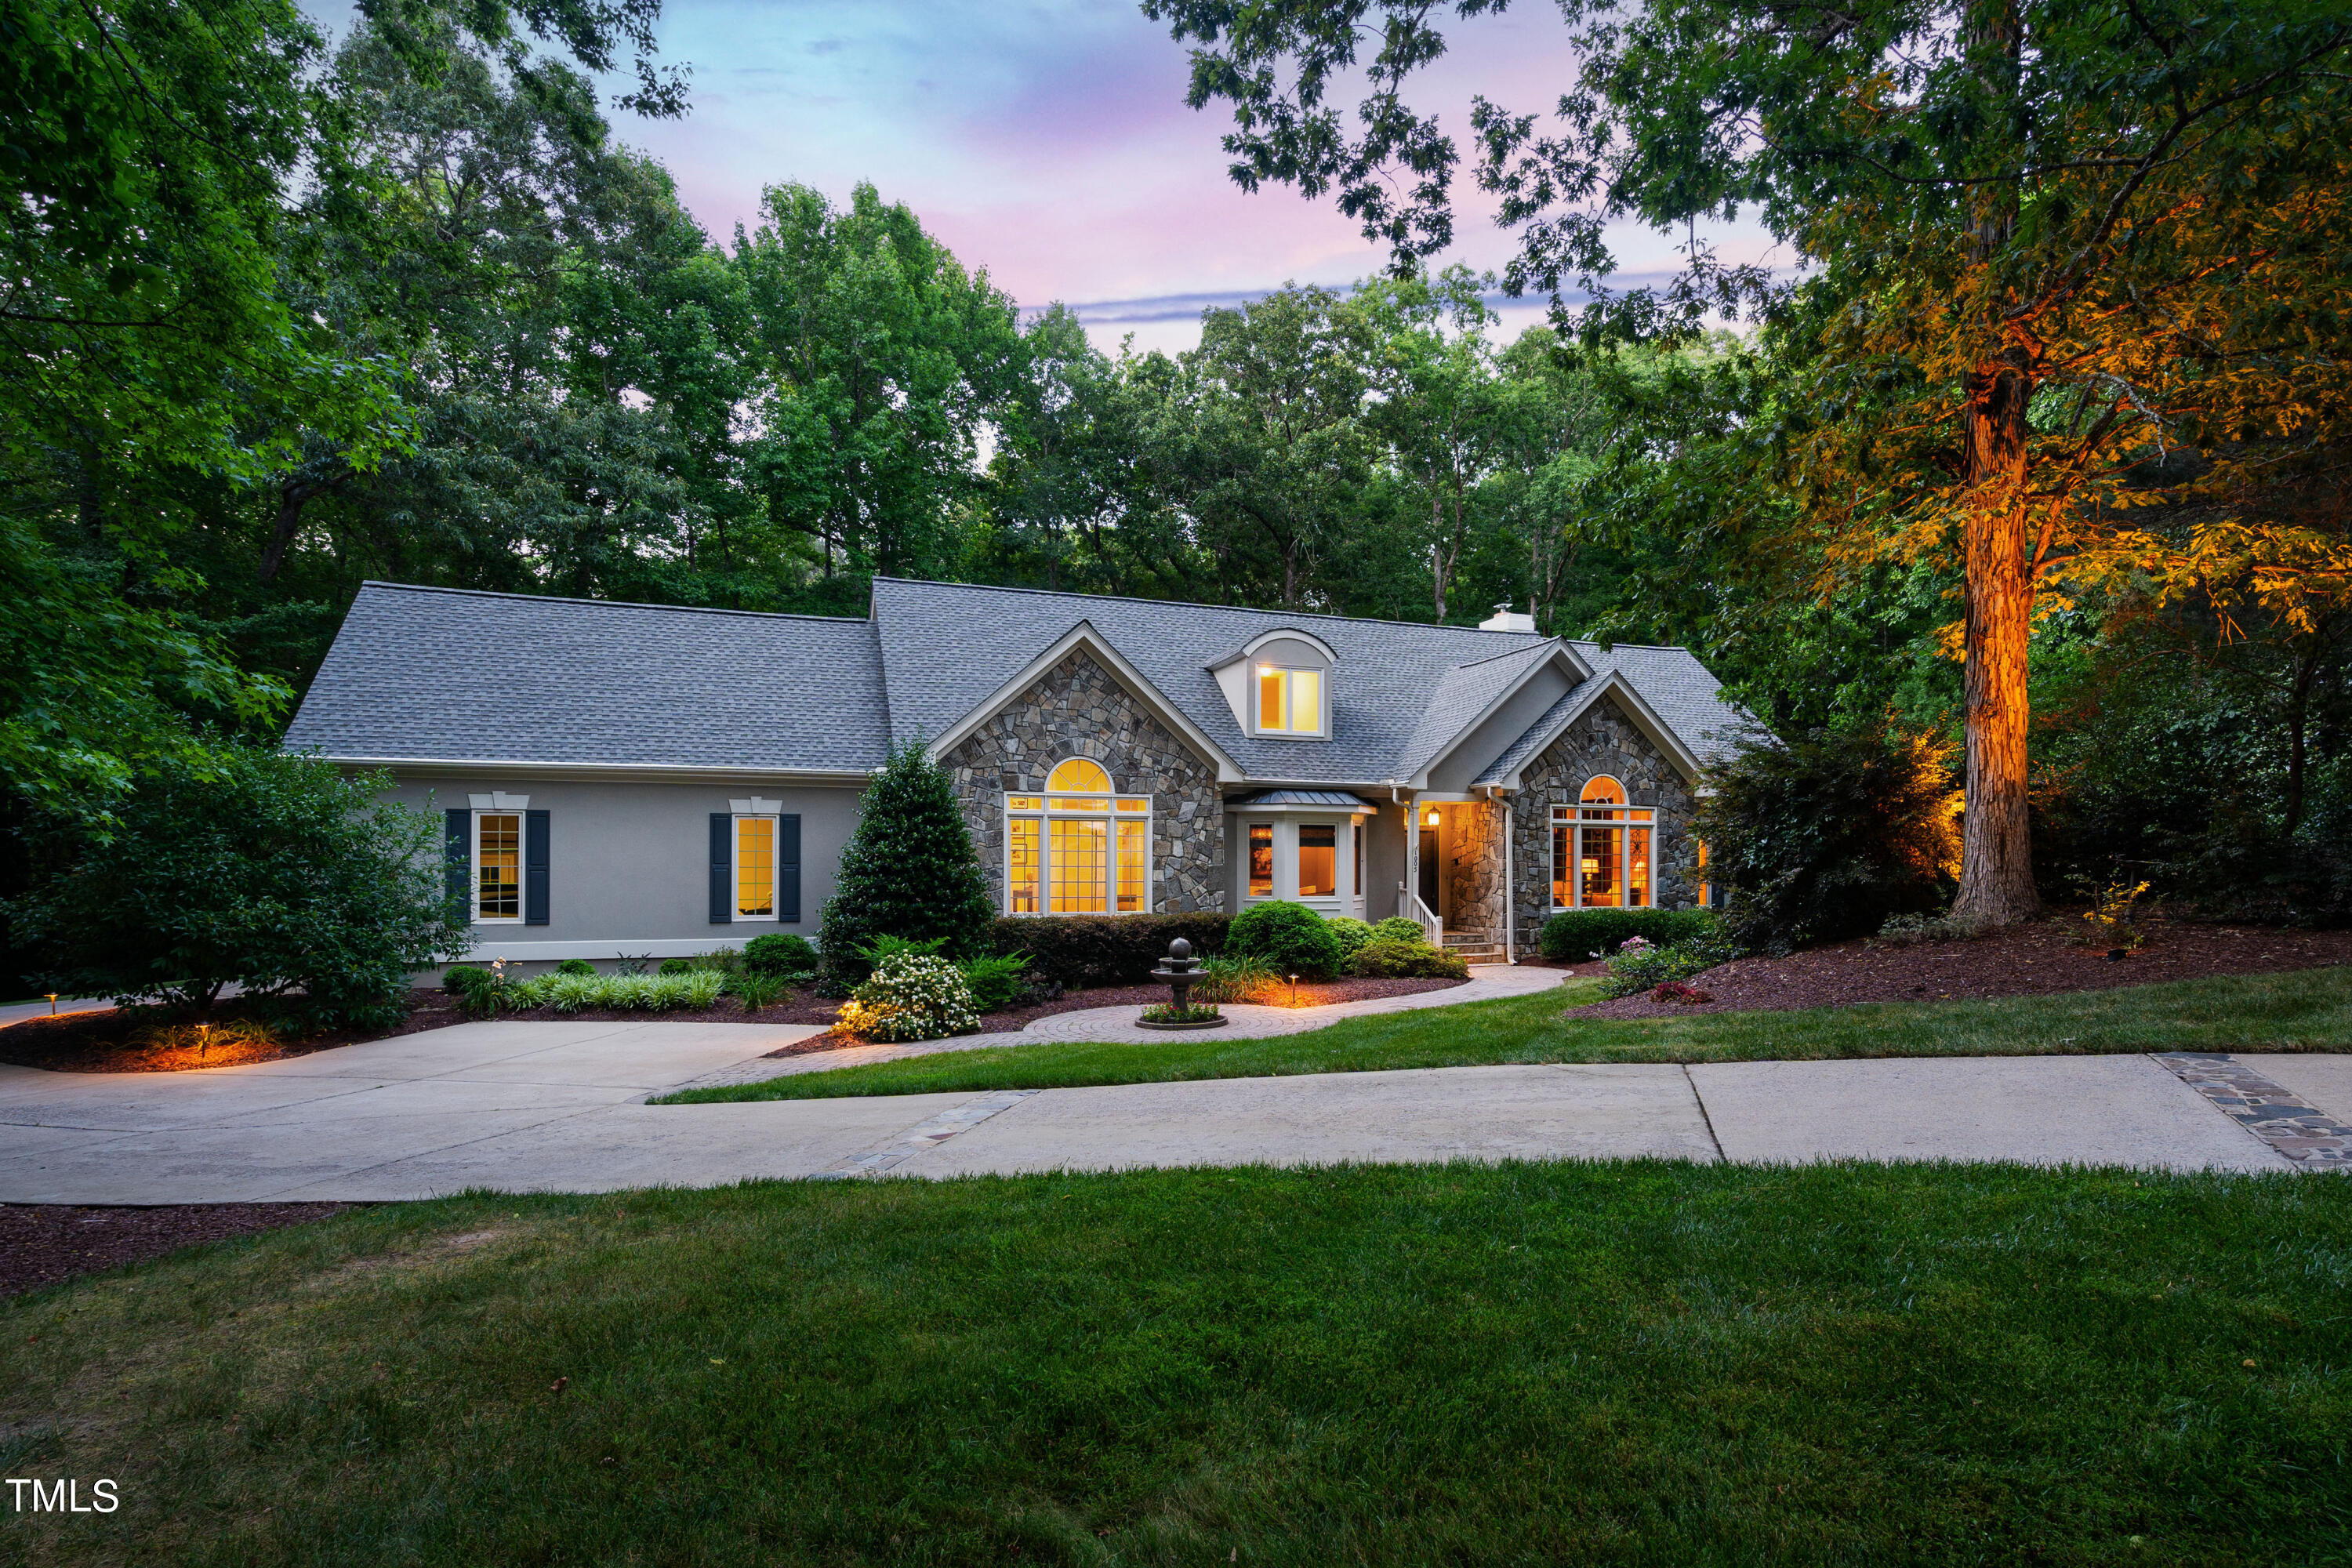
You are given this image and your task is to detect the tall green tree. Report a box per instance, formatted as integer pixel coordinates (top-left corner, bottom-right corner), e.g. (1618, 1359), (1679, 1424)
(736, 183), (1023, 591)
(1148, 0), (2352, 927)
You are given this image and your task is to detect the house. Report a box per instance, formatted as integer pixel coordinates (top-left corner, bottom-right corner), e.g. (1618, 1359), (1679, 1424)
(282, 578), (1747, 968)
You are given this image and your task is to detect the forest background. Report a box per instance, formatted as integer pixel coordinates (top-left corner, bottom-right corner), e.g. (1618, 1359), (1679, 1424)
(8, 0), (2350, 947)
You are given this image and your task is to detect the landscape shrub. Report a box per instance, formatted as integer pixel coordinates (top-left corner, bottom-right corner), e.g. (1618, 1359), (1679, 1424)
(958, 953), (1031, 1012)
(554, 958), (597, 976)
(9, 747), (470, 1029)
(819, 740), (994, 980)
(985, 913), (1232, 988)
(1695, 720), (1960, 953)
(510, 971), (728, 1013)
(836, 953), (978, 1043)
(1225, 901), (1345, 979)
(1326, 916), (1375, 957)
(1599, 929), (1737, 998)
(1347, 938), (1471, 979)
(1370, 916), (1426, 943)
(1537, 908), (1716, 960)
(657, 957), (693, 976)
(442, 964), (492, 996)
(742, 932), (820, 978)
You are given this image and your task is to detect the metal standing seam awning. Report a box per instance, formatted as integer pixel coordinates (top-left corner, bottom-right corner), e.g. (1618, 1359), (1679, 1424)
(1224, 790), (1377, 812)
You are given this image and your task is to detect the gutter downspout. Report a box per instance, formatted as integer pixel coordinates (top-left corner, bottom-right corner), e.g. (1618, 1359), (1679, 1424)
(1498, 788), (1516, 964)
(1389, 781), (1408, 922)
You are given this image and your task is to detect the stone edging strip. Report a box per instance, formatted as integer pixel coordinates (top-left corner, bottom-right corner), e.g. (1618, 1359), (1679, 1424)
(2154, 1054), (2352, 1167)
(812, 1088), (1044, 1179)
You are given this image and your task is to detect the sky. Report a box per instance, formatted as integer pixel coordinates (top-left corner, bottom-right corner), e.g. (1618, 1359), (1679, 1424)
(312, 0), (1780, 354)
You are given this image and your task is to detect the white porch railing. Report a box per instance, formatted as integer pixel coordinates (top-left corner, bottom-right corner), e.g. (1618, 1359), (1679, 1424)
(1408, 891), (1443, 949)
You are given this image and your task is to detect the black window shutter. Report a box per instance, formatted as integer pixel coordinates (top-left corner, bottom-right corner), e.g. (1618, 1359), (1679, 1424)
(777, 815), (801, 924)
(444, 809), (470, 913)
(524, 809), (550, 925)
(710, 814), (732, 923)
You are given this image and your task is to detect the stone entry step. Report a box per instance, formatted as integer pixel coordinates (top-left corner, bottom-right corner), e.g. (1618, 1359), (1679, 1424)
(1440, 928), (1506, 964)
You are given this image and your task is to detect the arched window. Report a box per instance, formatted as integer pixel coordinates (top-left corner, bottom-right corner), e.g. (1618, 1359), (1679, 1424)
(1551, 775), (1655, 910)
(1004, 760), (1151, 916)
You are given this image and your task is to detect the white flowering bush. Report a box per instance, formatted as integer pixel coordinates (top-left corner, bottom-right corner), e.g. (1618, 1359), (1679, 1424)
(836, 953), (978, 1043)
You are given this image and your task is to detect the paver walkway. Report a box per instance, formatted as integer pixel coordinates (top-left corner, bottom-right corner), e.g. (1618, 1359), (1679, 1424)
(680, 962), (1573, 1089)
(0, 974), (2344, 1201)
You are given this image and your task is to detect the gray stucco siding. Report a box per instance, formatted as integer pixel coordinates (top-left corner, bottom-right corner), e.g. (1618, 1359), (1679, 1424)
(379, 774), (863, 963)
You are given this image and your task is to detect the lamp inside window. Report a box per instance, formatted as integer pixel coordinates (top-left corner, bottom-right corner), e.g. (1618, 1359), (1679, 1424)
(1549, 775), (1655, 909)
(1005, 759), (1151, 916)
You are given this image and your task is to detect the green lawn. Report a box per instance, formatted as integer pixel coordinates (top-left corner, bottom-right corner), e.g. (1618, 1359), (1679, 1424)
(2, 1164), (2344, 1566)
(664, 965), (2352, 1104)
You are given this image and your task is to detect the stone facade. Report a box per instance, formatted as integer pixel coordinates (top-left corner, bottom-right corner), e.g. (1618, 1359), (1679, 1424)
(1445, 800), (1507, 936)
(1508, 695), (1700, 953)
(942, 651), (1225, 914)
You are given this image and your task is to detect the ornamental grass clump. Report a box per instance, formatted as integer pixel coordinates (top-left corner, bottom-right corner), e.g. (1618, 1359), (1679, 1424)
(836, 953), (978, 1044)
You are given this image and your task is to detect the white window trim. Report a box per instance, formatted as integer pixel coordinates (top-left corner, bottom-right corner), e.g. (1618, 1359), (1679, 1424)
(1548, 779), (1658, 912)
(472, 810), (524, 925)
(731, 813), (781, 923)
(1239, 816), (1363, 912)
(1001, 768), (1154, 916)
(1250, 663), (1330, 739)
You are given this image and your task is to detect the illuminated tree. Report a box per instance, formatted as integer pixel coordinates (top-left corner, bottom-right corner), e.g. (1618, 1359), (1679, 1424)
(1147, 0), (2352, 924)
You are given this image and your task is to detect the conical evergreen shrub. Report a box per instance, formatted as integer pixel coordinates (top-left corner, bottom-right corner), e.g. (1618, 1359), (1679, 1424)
(818, 740), (995, 978)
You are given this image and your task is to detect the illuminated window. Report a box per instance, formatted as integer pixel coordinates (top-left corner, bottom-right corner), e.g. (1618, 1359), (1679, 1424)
(475, 813), (521, 922)
(1248, 823), (1273, 896)
(735, 815), (777, 919)
(1004, 760), (1151, 916)
(1298, 823), (1336, 897)
(1254, 665), (1324, 736)
(1551, 776), (1656, 910)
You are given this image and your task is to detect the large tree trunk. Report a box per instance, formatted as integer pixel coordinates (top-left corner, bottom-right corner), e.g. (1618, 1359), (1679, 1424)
(1951, 351), (2041, 925)
(258, 476), (331, 583)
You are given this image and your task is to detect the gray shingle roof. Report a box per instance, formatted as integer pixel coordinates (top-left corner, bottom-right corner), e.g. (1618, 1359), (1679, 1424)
(283, 583), (887, 771)
(1473, 642), (1752, 786)
(872, 577), (1573, 782)
(289, 578), (1744, 786)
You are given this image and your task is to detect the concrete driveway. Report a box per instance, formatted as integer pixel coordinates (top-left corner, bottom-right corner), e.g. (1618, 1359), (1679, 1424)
(2, 1010), (2339, 1200)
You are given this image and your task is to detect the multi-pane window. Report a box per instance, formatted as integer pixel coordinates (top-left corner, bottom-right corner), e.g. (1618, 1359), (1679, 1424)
(475, 813), (521, 921)
(1255, 665), (1323, 735)
(1247, 822), (1274, 896)
(1550, 776), (1655, 909)
(735, 815), (777, 919)
(1004, 758), (1152, 916)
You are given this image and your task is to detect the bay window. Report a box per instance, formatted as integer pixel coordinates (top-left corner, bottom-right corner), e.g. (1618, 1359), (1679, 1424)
(1005, 758), (1152, 915)
(1551, 776), (1655, 909)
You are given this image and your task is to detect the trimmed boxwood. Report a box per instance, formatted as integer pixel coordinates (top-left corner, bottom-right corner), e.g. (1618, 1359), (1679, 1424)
(1225, 901), (1345, 980)
(1537, 908), (1717, 960)
(985, 914), (1232, 989)
(1347, 938), (1470, 979)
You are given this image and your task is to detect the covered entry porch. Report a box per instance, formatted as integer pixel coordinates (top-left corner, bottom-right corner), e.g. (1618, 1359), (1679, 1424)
(1401, 795), (1510, 964)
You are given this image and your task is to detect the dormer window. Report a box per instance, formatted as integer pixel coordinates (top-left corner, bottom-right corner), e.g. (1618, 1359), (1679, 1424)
(1255, 665), (1324, 737)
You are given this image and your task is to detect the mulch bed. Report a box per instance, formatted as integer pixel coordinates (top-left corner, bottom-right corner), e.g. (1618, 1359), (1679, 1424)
(0, 975), (1472, 1075)
(1, 1203), (351, 1298)
(761, 975), (1472, 1058)
(1581, 917), (2352, 1019)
